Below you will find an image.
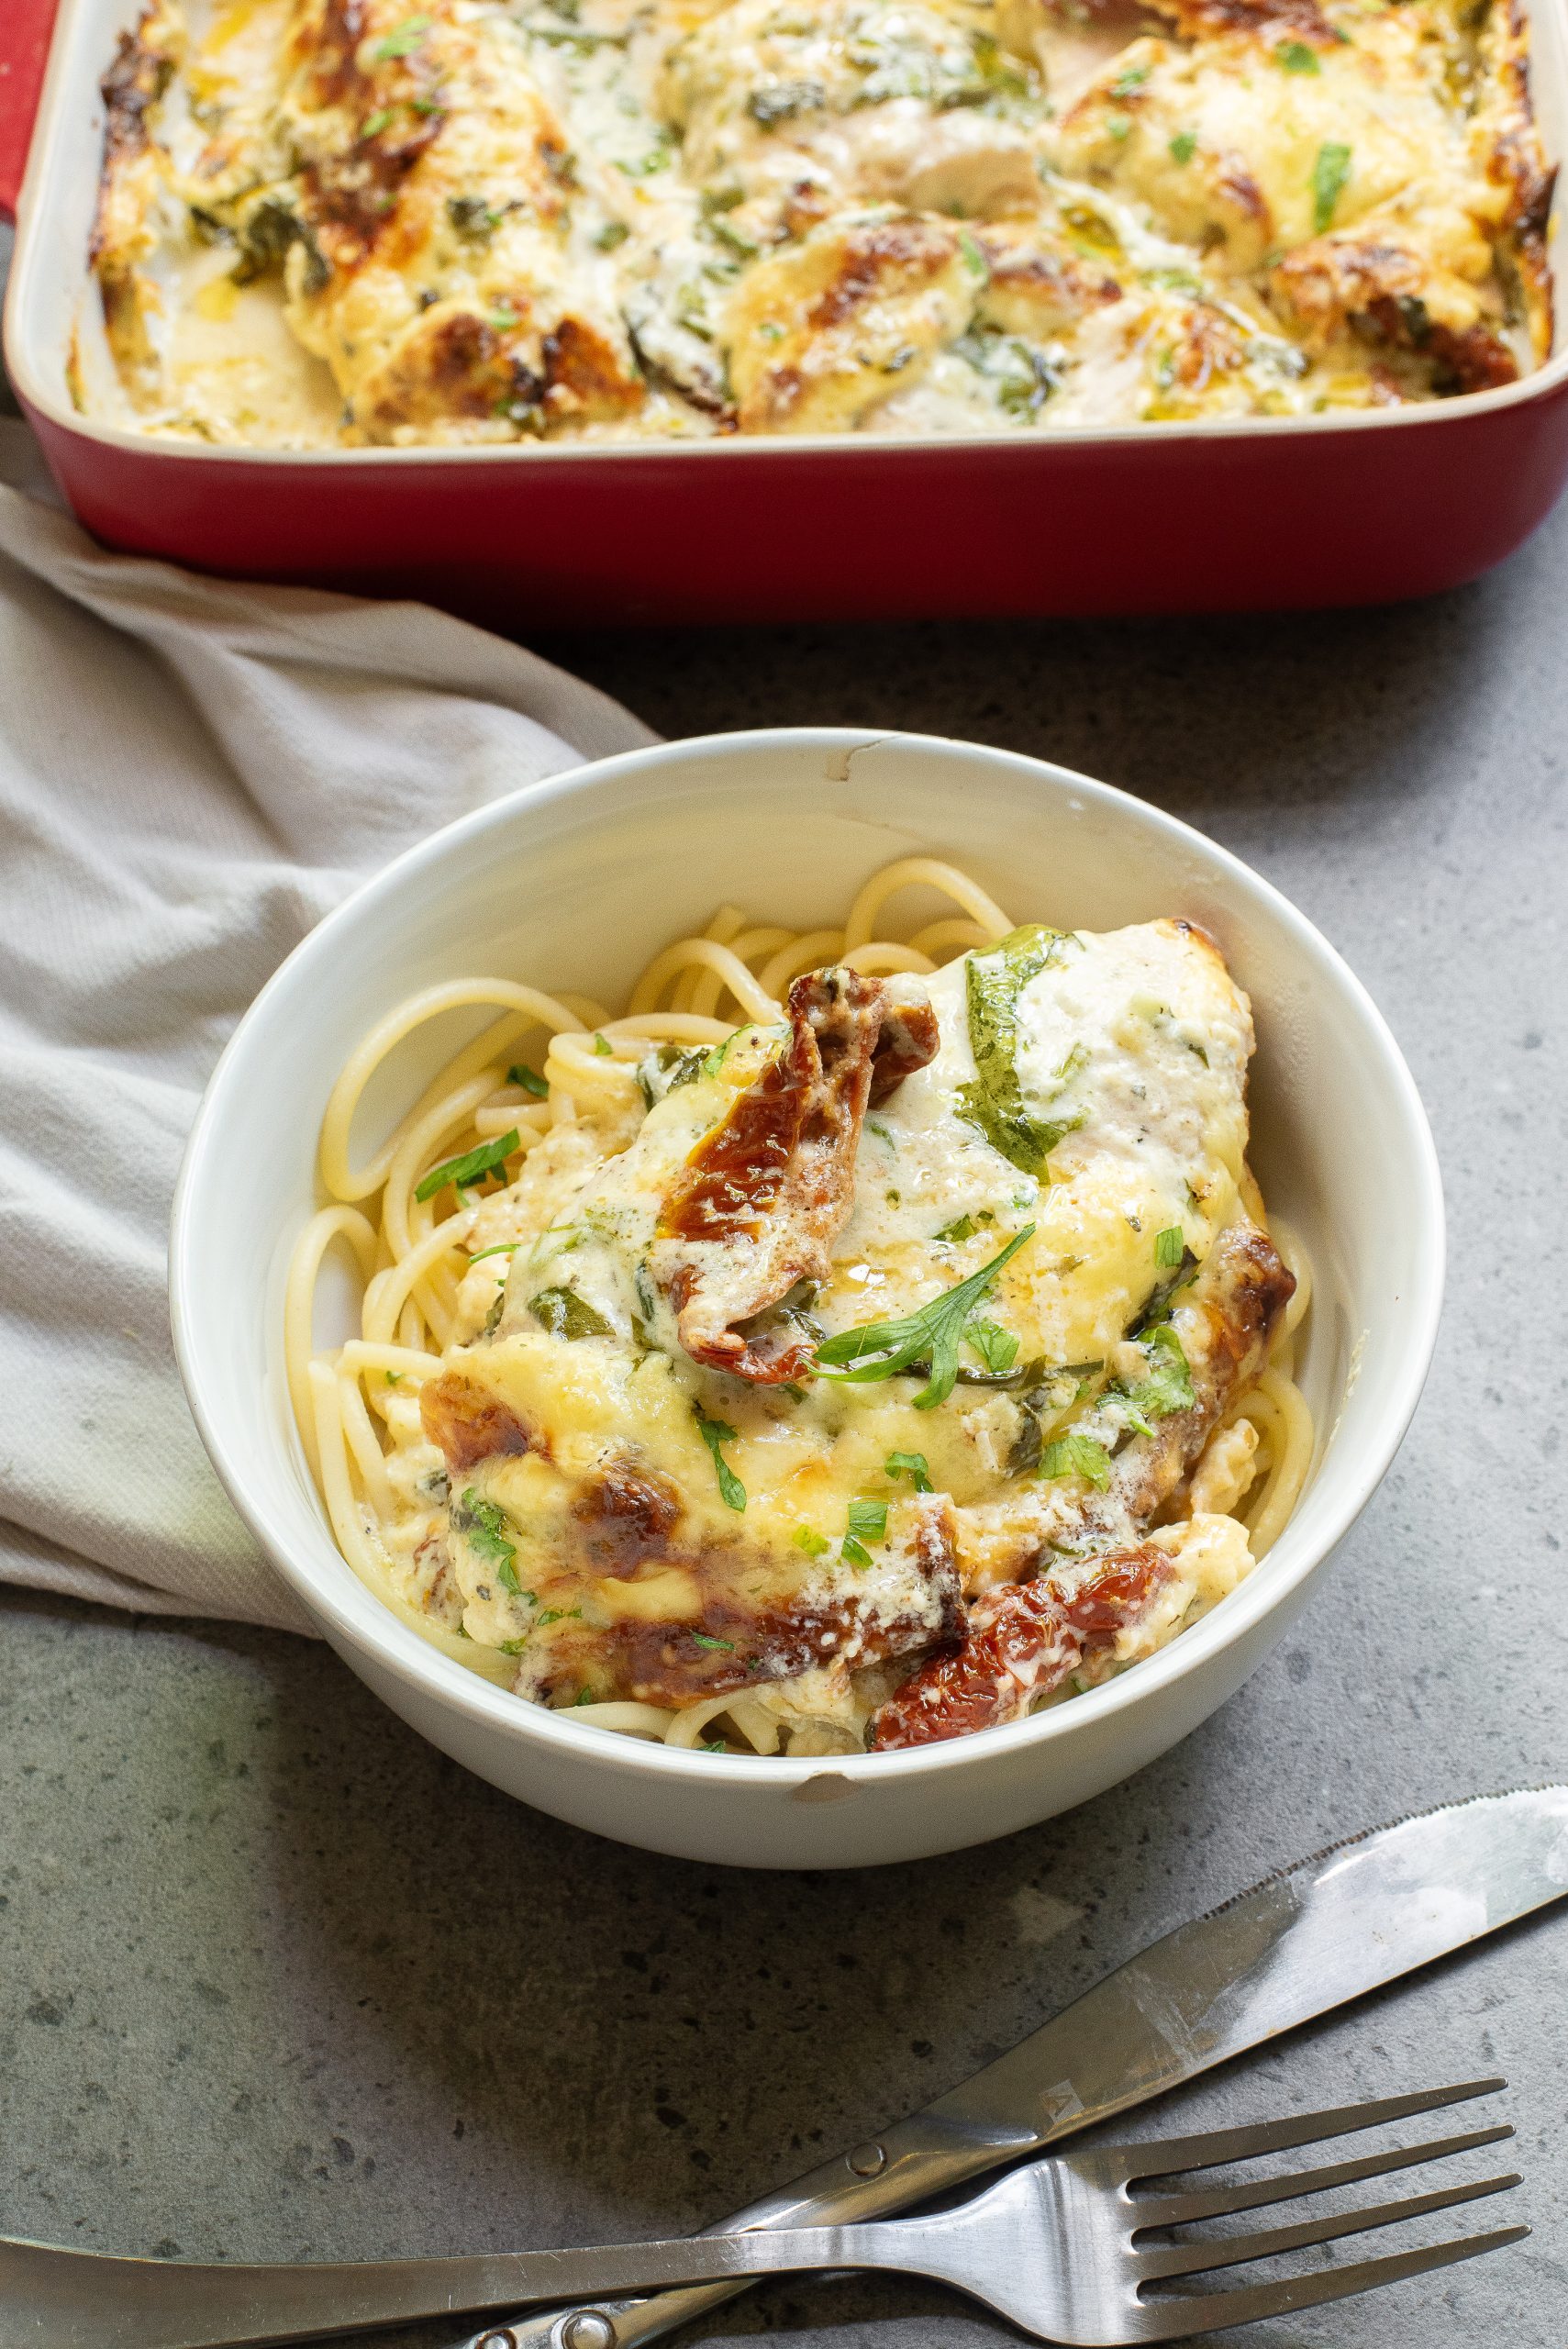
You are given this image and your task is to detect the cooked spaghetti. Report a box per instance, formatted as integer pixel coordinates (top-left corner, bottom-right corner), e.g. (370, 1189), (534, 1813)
(287, 858), (1313, 1753)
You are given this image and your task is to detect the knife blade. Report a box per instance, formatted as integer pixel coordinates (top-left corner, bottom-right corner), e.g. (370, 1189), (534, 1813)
(465, 1786), (1568, 2349)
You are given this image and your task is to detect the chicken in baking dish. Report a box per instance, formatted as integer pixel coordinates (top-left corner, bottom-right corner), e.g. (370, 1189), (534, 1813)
(84, 0), (1553, 445)
(298, 911), (1312, 1754)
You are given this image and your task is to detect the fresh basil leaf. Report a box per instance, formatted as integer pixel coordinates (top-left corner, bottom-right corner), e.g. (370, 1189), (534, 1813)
(415, 1130), (519, 1202)
(794, 1526), (830, 1555)
(957, 927), (1082, 1176)
(691, 1631), (735, 1652)
(695, 1410), (746, 1510)
(507, 1062), (549, 1098)
(884, 1450), (933, 1492)
(528, 1286), (612, 1341)
(935, 1214), (977, 1243)
(1154, 1224), (1184, 1268)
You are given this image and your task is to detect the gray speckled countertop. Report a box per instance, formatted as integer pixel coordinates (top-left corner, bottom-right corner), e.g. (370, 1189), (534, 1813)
(2, 211), (1565, 2347)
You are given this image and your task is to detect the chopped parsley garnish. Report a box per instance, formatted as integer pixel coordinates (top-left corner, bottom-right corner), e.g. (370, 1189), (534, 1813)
(691, 1631), (735, 1652)
(507, 1062), (549, 1097)
(1312, 140), (1351, 233)
(384, 1369), (402, 1386)
(536, 1606), (583, 1629)
(595, 219), (630, 250)
(458, 1489), (519, 1593)
(593, 1033), (614, 1055)
(965, 1317), (1021, 1375)
(1154, 1224), (1185, 1268)
(373, 13), (430, 59)
(958, 928), (1082, 1176)
(361, 107), (394, 139)
(815, 1226), (1035, 1410)
(1039, 1433), (1113, 1488)
(794, 1526), (831, 1556)
(959, 230), (989, 280)
(415, 1130), (518, 1201)
(1169, 130), (1196, 163)
(1277, 39), (1320, 70)
(1114, 1323), (1195, 1429)
(885, 1450), (933, 1492)
(469, 1241), (522, 1263)
(935, 1214), (977, 1243)
(528, 1286), (612, 1341)
(842, 1497), (887, 1572)
(695, 1410), (746, 1510)
(1106, 111), (1133, 139)
(701, 1739), (728, 1753)
(1108, 61), (1150, 94)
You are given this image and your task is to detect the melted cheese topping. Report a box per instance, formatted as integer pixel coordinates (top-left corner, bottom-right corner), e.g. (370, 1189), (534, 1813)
(364, 918), (1281, 1742)
(82, 0), (1552, 445)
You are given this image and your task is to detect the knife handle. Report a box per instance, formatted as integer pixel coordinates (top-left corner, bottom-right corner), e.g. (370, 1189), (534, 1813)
(458, 2110), (1034, 2349)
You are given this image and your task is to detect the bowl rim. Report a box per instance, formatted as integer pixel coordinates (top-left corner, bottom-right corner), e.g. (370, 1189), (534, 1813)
(170, 725), (1446, 1787)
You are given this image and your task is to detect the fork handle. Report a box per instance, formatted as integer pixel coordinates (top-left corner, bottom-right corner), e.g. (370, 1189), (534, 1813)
(0, 2220), (955, 2349)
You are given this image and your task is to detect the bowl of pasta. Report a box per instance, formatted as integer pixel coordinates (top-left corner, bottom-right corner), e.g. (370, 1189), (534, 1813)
(171, 729), (1442, 1867)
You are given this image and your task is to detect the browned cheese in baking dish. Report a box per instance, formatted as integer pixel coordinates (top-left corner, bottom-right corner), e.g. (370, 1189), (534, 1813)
(77, 0), (1554, 446)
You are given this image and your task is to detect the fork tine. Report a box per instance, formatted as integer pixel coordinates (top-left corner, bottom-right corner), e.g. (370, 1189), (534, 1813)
(1135, 2122), (1516, 2229)
(1137, 2169), (1522, 2281)
(1133, 2223), (1529, 2340)
(1110, 2077), (1506, 2183)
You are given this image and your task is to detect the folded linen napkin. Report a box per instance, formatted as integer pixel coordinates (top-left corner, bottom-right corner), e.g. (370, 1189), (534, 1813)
(0, 422), (655, 1633)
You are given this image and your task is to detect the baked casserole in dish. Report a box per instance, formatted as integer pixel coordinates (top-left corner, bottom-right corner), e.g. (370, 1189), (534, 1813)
(84, 0), (1555, 448)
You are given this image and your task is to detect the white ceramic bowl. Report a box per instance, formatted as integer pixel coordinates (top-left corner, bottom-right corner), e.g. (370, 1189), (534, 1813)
(171, 729), (1442, 1869)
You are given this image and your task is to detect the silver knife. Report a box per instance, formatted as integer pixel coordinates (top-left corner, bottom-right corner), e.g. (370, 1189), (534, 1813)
(463, 1786), (1568, 2349)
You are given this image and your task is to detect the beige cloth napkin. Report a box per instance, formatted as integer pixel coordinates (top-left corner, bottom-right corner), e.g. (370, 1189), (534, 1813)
(0, 422), (654, 1634)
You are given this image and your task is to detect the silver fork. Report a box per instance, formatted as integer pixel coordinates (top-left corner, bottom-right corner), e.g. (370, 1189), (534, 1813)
(0, 2079), (1525, 2349)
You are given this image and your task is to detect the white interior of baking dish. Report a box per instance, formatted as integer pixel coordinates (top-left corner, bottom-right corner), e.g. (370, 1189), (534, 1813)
(9, 0), (1567, 462)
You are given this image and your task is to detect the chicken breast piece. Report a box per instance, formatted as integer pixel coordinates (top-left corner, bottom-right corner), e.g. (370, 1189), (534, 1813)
(723, 209), (980, 431)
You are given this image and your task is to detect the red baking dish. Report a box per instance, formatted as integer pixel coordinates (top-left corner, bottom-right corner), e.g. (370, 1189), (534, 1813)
(6, 0), (1568, 626)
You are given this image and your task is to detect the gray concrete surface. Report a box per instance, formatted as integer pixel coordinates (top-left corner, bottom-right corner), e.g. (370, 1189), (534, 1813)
(2, 211), (1565, 2345)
